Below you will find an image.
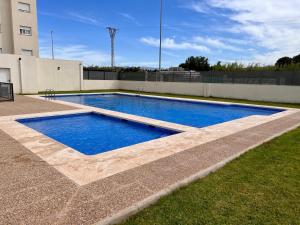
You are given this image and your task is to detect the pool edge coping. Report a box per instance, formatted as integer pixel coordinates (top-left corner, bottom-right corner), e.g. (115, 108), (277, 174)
(0, 93), (298, 186)
(3, 109), (292, 186)
(34, 91), (294, 111)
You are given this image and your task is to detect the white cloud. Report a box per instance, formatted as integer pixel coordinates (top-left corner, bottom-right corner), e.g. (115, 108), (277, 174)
(67, 12), (101, 26)
(205, 0), (300, 63)
(251, 50), (298, 65)
(194, 36), (242, 51)
(140, 37), (210, 52)
(119, 13), (141, 26)
(39, 11), (102, 26)
(39, 45), (110, 65)
(222, 38), (250, 46)
(180, 1), (209, 13)
(182, 0), (300, 63)
(163, 51), (181, 58)
(187, 2), (207, 13)
(208, 0), (300, 24)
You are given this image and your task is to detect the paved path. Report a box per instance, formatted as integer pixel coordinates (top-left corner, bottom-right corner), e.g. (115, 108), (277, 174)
(0, 95), (76, 116)
(0, 96), (300, 225)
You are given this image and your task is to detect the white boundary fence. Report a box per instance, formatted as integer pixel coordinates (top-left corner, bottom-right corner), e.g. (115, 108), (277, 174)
(82, 80), (300, 104)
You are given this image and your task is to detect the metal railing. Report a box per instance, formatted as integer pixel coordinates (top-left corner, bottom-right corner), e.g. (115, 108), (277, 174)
(83, 70), (300, 86)
(44, 89), (56, 98)
(0, 82), (14, 101)
(83, 70), (119, 80)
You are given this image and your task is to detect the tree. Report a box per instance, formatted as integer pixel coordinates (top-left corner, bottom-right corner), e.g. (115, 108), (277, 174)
(211, 61), (223, 71)
(179, 56), (210, 71)
(292, 54), (300, 64)
(275, 57), (293, 67)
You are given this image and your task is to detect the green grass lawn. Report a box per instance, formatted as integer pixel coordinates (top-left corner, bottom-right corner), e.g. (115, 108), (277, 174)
(37, 89), (300, 109)
(120, 127), (300, 225)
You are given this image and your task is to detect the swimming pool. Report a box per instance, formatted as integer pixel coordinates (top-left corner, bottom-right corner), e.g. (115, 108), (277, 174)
(50, 94), (283, 128)
(17, 113), (178, 155)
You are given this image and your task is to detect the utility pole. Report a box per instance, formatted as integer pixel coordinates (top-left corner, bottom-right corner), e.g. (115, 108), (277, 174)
(106, 27), (118, 67)
(51, 30), (54, 60)
(159, 0), (163, 71)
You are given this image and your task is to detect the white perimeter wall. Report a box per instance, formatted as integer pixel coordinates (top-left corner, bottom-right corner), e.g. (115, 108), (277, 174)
(37, 58), (82, 92)
(208, 83), (300, 103)
(0, 54), (38, 93)
(0, 54), (82, 93)
(118, 81), (300, 103)
(82, 80), (119, 91)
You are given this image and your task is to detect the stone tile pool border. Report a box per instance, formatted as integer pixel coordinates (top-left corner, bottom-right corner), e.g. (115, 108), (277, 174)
(0, 93), (298, 186)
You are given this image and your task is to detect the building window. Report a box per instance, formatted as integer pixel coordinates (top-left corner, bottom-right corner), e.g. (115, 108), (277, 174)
(20, 26), (32, 36)
(18, 2), (30, 13)
(21, 49), (33, 56)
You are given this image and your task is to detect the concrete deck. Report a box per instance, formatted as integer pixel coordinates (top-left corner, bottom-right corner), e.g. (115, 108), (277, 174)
(1, 95), (300, 225)
(0, 95), (76, 116)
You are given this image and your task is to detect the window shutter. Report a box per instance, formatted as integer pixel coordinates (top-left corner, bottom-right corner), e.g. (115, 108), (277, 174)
(18, 2), (30, 12)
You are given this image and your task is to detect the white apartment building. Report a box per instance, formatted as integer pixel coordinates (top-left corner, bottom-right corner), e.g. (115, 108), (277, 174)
(0, 0), (83, 94)
(0, 0), (39, 56)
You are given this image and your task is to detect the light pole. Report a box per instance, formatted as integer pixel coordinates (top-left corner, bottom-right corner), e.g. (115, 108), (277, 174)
(159, 0), (163, 71)
(51, 30), (54, 60)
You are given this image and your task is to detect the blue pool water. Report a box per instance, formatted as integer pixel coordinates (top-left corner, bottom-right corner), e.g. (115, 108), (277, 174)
(18, 113), (178, 155)
(50, 94), (283, 128)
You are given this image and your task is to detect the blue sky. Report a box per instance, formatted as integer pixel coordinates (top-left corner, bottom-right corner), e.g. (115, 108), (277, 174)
(37, 0), (300, 67)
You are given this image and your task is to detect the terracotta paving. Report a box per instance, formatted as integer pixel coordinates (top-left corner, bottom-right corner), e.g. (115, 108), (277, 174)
(0, 96), (300, 225)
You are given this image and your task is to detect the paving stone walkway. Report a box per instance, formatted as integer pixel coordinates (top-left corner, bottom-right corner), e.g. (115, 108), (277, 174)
(0, 95), (76, 116)
(0, 96), (300, 225)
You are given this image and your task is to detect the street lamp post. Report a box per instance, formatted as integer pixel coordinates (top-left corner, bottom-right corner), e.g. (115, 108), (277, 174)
(51, 30), (54, 60)
(159, 0), (163, 71)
